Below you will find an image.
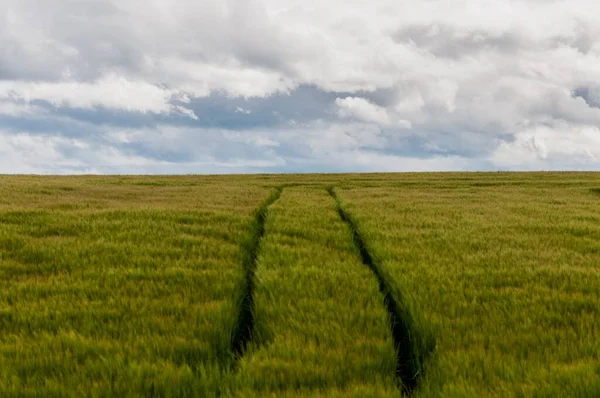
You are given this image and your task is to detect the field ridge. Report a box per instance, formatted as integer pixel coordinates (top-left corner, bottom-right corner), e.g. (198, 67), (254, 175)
(328, 186), (435, 395)
(230, 186), (283, 358)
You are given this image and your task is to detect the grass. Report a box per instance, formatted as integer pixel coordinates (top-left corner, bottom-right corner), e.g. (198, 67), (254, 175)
(231, 186), (282, 357)
(0, 176), (273, 396)
(338, 173), (600, 397)
(229, 187), (399, 396)
(328, 186), (435, 394)
(0, 173), (599, 396)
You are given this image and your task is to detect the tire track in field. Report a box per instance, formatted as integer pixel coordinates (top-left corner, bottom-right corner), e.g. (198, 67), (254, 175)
(327, 187), (435, 395)
(230, 187), (282, 358)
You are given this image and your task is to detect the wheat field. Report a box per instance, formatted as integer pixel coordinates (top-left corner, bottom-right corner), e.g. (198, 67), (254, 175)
(0, 173), (598, 397)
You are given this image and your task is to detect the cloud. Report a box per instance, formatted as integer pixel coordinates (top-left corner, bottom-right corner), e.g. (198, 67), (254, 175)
(1, 0), (600, 173)
(335, 97), (411, 127)
(573, 86), (600, 109)
(0, 101), (44, 117)
(0, 75), (197, 118)
(235, 107), (252, 114)
(490, 122), (600, 170)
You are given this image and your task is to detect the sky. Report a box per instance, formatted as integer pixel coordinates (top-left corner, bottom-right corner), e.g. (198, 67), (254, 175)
(1, 0), (600, 174)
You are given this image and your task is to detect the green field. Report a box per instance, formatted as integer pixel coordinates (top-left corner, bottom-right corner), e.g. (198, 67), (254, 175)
(0, 173), (599, 397)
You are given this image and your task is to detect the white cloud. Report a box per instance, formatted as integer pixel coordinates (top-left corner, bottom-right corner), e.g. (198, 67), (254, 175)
(0, 133), (91, 174)
(235, 107), (252, 114)
(336, 97), (390, 125)
(490, 122), (600, 169)
(0, 75), (197, 118)
(336, 97), (412, 128)
(0, 101), (44, 116)
(327, 150), (474, 172)
(0, 128), (286, 174)
(2, 0), (600, 172)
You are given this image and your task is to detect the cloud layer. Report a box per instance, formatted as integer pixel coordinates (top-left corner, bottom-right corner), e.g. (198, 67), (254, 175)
(1, 0), (600, 173)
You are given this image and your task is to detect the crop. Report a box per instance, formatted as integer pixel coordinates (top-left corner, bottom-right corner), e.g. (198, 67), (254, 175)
(228, 187), (398, 396)
(338, 172), (600, 396)
(0, 175), (272, 396)
(0, 173), (598, 396)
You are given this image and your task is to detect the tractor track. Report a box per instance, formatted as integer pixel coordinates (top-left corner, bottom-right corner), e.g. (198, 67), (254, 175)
(230, 187), (283, 358)
(328, 186), (434, 395)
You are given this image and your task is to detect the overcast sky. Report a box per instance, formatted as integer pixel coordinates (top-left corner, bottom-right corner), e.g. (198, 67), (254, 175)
(1, 0), (600, 174)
